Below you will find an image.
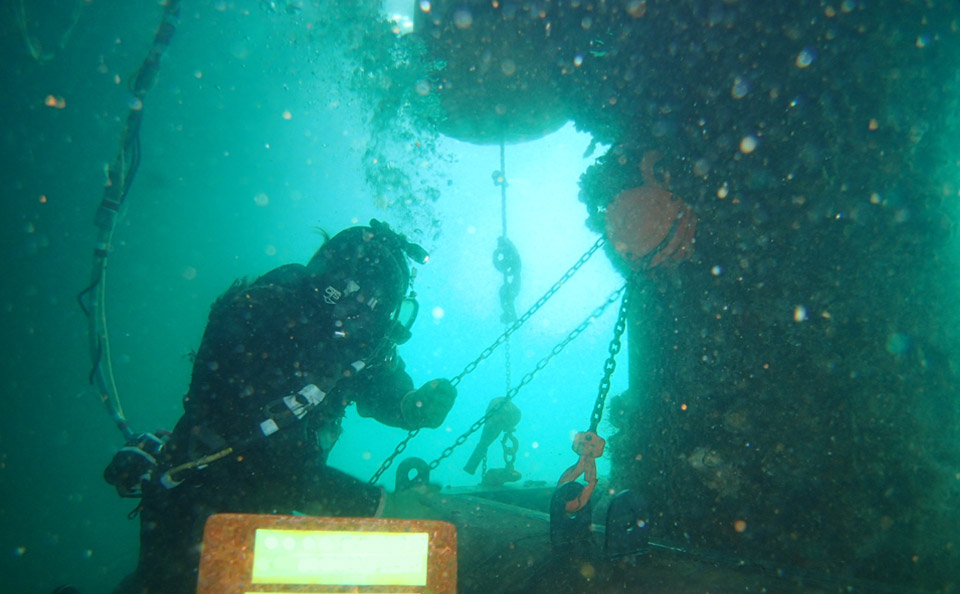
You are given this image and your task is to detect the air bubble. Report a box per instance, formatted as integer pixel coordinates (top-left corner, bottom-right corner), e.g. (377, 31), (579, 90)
(453, 8), (472, 29)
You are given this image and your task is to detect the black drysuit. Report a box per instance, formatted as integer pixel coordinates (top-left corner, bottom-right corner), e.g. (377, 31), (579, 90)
(114, 263), (416, 594)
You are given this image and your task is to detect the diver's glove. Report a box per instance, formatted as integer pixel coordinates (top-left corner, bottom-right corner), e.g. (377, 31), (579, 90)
(401, 379), (457, 429)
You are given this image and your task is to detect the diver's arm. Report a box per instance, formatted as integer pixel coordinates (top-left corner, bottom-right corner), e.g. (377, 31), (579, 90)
(354, 357), (457, 430)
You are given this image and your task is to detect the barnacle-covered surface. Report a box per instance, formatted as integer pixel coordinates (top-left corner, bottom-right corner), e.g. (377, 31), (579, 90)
(3, 1), (959, 592)
(414, 0), (571, 145)
(329, 0), (960, 587)
(556, 2), (960, 590)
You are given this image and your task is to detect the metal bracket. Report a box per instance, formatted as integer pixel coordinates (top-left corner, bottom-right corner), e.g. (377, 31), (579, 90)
(604, 490), (650, 558)
(550, 481), (593, 551)
(395, 457), (431, 492)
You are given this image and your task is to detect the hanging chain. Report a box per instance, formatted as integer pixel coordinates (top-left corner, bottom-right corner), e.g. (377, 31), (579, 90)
(499, 138), (513, 398)
(504, 337), (512, 394)
(419, 283), (628, 474)
(368, 238), (609, 485)
(499, 138), (508, 239)
(502, 430), (518, 468)
(370, 282), (624, 484)
(449, 236), (605, 388)
(589, 285), (631, 434)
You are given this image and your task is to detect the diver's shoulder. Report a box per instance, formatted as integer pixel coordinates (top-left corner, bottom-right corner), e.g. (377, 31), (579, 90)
(209, 264), (308, 313)
(254, 262), (309, 287)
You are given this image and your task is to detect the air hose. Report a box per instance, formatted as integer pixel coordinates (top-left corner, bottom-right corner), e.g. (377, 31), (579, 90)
(78, 0), (182, 441)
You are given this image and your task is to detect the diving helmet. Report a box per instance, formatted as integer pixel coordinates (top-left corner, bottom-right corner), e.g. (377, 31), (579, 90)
(308, 220), (427, 346)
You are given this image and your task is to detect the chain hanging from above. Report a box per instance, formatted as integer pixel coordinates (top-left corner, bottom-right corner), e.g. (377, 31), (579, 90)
(483, 429), (521, 487)
(448, 235), (605, 386)
(557, 282), (632, 513)
(492, 139), (521, 329)
(589, 283), (630, 433)
(484, 139), (522, 482)
(369, 276), (625, 485)
(421, 283), (628, 477)
(464, 396), (519, 466)
(369, 227), (606, 484)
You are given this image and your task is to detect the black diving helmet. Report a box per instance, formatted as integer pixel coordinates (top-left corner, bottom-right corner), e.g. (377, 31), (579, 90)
(308, 219), (427, 346)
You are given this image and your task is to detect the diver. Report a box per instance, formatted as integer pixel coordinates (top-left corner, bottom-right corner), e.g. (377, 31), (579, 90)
(107, 219), (457, 594)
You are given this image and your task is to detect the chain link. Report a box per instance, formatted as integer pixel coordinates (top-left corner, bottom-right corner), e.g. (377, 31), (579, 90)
(369, 237), (606, 484)
(448, 237), (606, 387)
(372, 283), (628, 485)
(368, 427), (420, 484)
(589, 286), (631, 433)
(504, 336), (512, 395)
(502, 431), (518, 466)
(422, 283), (627, 473)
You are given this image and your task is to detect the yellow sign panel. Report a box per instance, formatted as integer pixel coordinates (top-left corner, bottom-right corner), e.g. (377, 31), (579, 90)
(197, 513), (457, 594)
(251, 529), (428, 586)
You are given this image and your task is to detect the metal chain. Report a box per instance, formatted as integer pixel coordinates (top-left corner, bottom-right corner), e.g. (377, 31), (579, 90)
(421, 283), (627, 474)
(368, 237), (608, 485)
(589, 286), (631, 434)
(449, 236), (605, 387)
(368, 427), (420, 484)
(500, 139), (508, 238)
(504, 335), (512, 394)
(502, 431), (518, 466)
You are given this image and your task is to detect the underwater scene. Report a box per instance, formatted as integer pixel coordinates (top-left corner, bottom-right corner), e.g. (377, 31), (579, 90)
(2, 0), (959, 593)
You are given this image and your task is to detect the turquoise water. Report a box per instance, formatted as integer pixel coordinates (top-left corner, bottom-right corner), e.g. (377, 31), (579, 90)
(2, 3), (623, 592)
(2, 1), (959, 593)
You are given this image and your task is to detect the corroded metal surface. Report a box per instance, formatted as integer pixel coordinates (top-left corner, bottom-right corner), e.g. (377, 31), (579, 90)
(440, 490), (865, 594)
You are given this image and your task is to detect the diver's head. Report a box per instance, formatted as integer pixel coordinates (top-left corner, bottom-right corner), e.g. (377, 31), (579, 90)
(308, 219), (427, 347)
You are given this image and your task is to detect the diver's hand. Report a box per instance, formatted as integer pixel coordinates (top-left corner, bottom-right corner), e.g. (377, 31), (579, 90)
(401, 379), (456, 429)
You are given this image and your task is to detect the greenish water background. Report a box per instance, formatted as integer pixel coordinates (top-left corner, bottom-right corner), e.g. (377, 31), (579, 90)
(2, 1), (959, 593)
(1, 2), (626, 592)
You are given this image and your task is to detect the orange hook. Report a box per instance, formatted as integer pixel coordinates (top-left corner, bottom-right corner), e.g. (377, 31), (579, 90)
(557, 431), (606, 513)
